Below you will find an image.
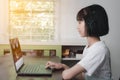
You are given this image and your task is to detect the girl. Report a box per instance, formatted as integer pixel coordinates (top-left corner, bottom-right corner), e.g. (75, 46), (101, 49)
(45, 4), (112, 80)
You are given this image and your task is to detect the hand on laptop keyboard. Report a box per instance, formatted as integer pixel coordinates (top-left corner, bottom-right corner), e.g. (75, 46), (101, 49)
(45, 61), (63, 70)
(45, 61), (55, 70)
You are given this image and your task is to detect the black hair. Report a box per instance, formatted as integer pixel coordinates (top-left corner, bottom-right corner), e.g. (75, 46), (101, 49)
(76, 4), (109, 37)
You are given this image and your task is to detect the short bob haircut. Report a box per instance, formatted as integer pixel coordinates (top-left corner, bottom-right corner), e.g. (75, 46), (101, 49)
(76, 4), (109, 37)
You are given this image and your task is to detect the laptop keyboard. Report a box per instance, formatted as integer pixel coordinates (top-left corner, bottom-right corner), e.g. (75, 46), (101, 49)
(20, 64), (51, 74)
(17, 77), (54, 80)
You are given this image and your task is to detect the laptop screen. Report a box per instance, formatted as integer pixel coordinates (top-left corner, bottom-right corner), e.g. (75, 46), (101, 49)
(10, 38), (23, 71)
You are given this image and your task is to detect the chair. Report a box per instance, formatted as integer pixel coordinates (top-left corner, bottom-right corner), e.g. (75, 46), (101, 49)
(49, 49), (56, 57)
(4, 49), (10, 55)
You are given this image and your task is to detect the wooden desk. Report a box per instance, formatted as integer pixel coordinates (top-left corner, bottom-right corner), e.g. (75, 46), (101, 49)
(0, 55), (62, 80)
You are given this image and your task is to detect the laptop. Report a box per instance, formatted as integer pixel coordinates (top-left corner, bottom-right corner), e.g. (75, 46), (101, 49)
(9, 38), (52, 76)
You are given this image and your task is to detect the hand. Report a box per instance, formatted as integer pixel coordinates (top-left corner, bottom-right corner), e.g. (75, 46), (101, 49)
(45, 61), (63, 69)
(45, 61), (56, 69)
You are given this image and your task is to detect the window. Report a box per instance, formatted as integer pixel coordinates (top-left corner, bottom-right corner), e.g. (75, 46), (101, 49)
(9, 0), (56, 43)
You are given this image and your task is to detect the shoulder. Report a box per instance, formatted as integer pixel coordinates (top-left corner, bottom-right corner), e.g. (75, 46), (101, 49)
(97, 41), (110, 55)
(88, 41), (110, 55)
(82, 41), (110, 61)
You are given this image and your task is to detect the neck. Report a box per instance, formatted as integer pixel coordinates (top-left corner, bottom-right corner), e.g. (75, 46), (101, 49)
(87, 36), (100, 47)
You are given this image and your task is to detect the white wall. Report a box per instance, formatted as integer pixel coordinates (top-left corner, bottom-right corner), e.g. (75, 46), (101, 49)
(0, 0), (120, 79)
(0, 0), (9, 43)
(59, 0), (87, 45)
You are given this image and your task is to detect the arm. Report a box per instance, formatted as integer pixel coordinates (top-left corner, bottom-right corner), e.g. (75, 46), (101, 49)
(62, 64), (86, 80)
(45, 61), (85, 79)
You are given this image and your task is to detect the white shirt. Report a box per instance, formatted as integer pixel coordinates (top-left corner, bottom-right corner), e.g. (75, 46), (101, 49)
(78, 41), (112, 80)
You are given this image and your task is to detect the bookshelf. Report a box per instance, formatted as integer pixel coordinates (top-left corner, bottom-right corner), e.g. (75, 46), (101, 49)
(61, 45), (85, 67)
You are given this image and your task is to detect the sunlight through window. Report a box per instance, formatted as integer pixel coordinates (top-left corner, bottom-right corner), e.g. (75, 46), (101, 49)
(9, 0), (55, 42)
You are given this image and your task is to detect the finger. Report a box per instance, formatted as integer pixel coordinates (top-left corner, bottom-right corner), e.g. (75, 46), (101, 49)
(45, 66), (48, 68)
(45, 65), (50, 68)
(46, 61), (51, 65)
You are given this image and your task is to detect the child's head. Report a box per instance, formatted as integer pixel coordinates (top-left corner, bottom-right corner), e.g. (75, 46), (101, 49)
(76, 4), (109, 37)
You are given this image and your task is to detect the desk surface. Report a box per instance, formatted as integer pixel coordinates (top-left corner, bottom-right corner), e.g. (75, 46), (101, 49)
(0, 55), (63, 80)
